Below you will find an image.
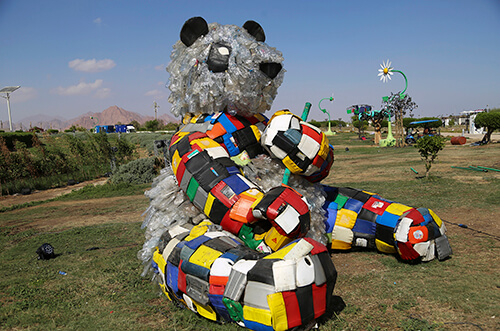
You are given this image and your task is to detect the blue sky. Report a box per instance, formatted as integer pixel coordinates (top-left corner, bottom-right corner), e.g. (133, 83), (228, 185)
(0, 0), (499, 125)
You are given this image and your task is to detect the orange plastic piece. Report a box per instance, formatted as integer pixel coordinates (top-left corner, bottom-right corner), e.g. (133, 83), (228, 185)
(229, 189), (263, 223)
(209, 275), (229, 286)
(408, 226), (429, 244)
(206, 122), (227, 139)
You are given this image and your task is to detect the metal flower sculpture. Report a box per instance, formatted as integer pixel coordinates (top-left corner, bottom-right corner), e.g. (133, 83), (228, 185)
(378, 59), (394, 83)
(378, 59), (408, 98)
(378, 59), (414, 147)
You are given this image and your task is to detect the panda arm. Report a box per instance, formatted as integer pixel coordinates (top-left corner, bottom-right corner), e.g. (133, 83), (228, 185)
(262, 111), (334, 183)
(168, 128), (310, 252)
(168, 129), (263, 223)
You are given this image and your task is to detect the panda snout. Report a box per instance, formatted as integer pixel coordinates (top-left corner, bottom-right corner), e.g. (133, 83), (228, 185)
(260, 62), (282, 79)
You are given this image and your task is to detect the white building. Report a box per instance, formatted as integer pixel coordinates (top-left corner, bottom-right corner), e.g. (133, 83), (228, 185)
(460, 109), (485, 134)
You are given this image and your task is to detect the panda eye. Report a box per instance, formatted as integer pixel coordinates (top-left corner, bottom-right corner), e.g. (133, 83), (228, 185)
(218, 47), (230, 56)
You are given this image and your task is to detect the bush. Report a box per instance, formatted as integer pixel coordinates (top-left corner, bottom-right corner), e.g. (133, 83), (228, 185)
(111, 158), (156, 184)
(415, 135), (446, 177)
(115, 137), (136, 166)
(309, 120), (343, 129)
(0, 132), (36, 150)
(122, 132), (172, 155)
(143, 119), (163, 132)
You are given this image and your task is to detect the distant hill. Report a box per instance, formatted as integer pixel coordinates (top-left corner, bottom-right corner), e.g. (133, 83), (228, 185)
(14, 105), (179, 131)
(11, 113), (68, 131)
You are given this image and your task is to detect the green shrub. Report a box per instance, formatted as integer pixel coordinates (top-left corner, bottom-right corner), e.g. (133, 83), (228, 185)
(415, 135), (446, 177)
(121, 132), (172, 155)
(115, 137), (136, 165)
(0, 132), (36, 150)
(111, 157), (156, 184)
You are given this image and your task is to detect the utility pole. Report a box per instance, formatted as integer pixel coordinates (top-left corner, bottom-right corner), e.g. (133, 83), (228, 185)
(153, 101), (160, 120)
(0, 86), (21, 132)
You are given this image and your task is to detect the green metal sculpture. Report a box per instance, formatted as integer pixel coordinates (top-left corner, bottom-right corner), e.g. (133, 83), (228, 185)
(319, 97), (335, 136)
(378, 60), (410, 147)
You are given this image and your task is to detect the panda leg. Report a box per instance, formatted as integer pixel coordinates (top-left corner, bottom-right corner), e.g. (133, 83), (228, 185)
(322, 185), (451, 262)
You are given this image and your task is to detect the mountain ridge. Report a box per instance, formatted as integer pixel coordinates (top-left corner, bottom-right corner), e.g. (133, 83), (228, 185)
(12, 105), (179, 131)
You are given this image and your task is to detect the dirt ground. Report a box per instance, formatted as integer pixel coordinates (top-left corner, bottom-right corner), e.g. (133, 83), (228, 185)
(0, 177), (151, 234)
(2, 195), (148, 235)
(0, 177), (110, 209)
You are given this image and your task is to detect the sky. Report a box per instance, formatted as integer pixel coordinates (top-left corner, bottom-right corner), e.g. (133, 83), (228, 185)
(0, 0), (499, 126)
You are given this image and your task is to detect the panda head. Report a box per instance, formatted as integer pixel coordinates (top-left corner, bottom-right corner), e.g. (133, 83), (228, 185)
(167, 17), (285, 118)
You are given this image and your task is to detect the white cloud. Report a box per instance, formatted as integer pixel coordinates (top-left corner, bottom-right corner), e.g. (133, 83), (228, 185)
(145, 89), (166, 99)
(157, 81), (165, 86)
(155, 64), (166, 71)
(52, 79), (103, 96)
(12, 87), (37, 102)
(93, 17), (102, 25)
(94, 88), (111, 99)
(69, 58), (116, 73)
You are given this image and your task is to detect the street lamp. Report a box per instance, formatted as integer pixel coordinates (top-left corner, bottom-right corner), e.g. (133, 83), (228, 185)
(0, 86), (21, 132)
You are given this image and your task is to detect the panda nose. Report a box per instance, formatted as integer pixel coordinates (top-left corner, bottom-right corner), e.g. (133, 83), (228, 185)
(260, 62), (282, 79)
(207, 43), (231, 73)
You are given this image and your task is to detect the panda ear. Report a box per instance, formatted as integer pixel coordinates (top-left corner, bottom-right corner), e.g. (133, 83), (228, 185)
(180, 17), (209, 47)
(243, 20), (266, 42)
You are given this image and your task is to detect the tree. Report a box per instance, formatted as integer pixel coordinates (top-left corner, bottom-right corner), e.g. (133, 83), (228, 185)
(130, 120), (141, 131)
(382, 93), (418, 147)
(369, 113), (385, 144)
(415, 135), (446, 178)
(143, 119), (164, 132)
(115, 137), (136, 166)
(474, 108), (500, 144)
(0, 137), (13, 193)
(65, 125), (87, 132)
(351, 115), (368, 139)
(164, 122), (180, 131)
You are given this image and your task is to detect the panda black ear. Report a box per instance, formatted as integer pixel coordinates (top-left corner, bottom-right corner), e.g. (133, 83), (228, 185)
(243, 20), (266, 42)
(180, 17), (209, 47)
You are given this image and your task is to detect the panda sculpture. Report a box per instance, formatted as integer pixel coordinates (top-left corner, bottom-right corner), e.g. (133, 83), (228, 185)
(139, 17), (452, 330)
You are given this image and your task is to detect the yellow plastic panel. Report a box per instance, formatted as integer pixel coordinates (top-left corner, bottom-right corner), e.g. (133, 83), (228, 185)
(375, 239), (397, 253)
(267, 292), (288, 331)
(385, 203), (412, 216)
(243, 305), (272, 326)
(189, 245), (222, 268)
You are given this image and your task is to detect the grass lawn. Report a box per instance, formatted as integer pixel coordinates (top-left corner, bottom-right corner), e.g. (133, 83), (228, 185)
(1, 133), (499, 330)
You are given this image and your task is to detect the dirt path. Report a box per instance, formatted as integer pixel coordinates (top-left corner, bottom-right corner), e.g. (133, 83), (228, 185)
(3, 195), (148, 233)
(0, 177), (109, 209)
